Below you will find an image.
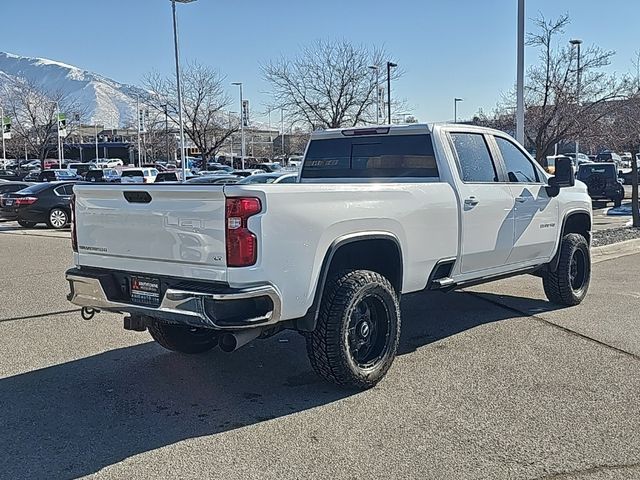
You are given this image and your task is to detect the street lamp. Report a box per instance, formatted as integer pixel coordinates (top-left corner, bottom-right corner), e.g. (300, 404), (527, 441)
(231, 82), (245, 169)
(386, 61), (397, 124)
(368, 65), (380, 124)
(454, 98), (463, 123)
(516, 0), (525, 144)
(570, 38), (583, 158)
(170, 0), (196, 182)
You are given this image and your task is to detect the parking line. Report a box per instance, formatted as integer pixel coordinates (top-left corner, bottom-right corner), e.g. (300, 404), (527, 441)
(465, 291), (640, 362)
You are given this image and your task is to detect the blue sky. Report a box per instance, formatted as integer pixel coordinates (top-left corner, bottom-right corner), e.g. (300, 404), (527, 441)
(2, 0), (638, 124)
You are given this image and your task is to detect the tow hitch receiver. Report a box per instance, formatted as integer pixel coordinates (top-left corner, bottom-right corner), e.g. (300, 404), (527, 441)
(124, 315), (148, 332)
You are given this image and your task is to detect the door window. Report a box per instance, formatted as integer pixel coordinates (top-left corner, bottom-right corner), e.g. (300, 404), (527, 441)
(495, 137), (540, 183)
(450, 133), (498, 183)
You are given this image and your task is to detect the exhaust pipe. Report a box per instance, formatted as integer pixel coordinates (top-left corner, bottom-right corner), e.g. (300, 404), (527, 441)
(219, 328), (263, 352)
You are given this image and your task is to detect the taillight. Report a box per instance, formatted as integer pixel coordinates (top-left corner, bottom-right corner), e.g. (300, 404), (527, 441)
(71, 194), (78, 252)
(15, 197), (37, 206)
(225, 197), (261, 267)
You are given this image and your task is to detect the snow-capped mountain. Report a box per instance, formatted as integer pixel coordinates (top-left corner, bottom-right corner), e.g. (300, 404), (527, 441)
(0, 52), (143, 128)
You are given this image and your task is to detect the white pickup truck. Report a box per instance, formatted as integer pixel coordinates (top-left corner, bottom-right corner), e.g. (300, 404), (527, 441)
(66, 124), (592, 389)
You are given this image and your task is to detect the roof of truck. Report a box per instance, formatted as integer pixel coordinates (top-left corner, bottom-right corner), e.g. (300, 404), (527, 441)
(314, 123), (431, 139)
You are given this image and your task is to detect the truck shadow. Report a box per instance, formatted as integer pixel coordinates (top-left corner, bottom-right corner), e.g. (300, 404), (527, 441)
(0, 289), (563, 478)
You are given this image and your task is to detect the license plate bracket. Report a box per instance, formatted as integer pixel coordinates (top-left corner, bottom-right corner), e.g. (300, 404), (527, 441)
(130, 276), (160, 306)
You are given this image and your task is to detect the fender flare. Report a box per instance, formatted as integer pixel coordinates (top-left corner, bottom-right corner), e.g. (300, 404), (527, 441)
(548, 209), (592, 273)
(294, 232), (403, 332)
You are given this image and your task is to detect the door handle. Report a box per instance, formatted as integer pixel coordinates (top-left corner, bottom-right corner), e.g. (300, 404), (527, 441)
(515, 196), (527, 203)
(464, 196), (479, 207)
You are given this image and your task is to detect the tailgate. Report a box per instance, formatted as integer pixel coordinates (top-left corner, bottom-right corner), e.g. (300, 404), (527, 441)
(73, 184), (228, 281)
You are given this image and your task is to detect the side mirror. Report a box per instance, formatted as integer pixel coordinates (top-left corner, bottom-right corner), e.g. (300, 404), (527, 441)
(546, 156), (574, 197)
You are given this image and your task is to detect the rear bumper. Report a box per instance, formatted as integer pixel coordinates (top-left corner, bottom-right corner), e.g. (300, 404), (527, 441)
(65, 268), (282, 330)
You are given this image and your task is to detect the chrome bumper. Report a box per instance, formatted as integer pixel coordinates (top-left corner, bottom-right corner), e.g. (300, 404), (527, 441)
(66, 272), (282, 330)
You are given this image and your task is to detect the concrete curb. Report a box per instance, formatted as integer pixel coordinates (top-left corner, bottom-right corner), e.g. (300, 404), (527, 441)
(592, 238), (640, 264)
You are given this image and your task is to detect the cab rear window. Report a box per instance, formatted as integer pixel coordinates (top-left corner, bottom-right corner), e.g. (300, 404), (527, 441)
(301, 134), (438, 179)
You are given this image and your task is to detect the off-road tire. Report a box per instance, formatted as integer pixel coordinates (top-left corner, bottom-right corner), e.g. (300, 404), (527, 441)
(17, 220), (36, 228)
(613, 196), (622, 208)
(306, 270), (401, 389)
(543, 233), (590, 306)
(148, 321), (220, 354)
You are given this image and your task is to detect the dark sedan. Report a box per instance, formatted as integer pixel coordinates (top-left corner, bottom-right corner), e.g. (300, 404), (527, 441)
(0, 169), (24, 181)
(0, 181), (76, 229)
(0, 181), (33, 195)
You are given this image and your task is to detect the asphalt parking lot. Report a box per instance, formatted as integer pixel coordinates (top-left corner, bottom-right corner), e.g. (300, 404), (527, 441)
(0, 231), (638, 480)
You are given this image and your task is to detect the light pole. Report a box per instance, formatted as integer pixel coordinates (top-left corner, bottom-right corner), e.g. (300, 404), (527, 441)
(386, 62), (397, 124)
(231, 82), (245, 169)
(516, 0), (525, 144)
(454, 98), (463, 123)
(162, 104), (170, 162)
(0, 106), (6, 162)
(570, 38), (583, 158)
(55, 101), (62, 168)
(94, 124), (99, 161)
(281, 108), (285, 162)
(170, 0), (196, 182)
(368, 65), (380, 124)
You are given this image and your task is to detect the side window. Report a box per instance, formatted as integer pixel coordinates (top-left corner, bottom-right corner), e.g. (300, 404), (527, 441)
(450, 133), (498, 182)
(495, 137), (539, 183)
(63, 185), (75, 196)
(54, 186), (65, 196)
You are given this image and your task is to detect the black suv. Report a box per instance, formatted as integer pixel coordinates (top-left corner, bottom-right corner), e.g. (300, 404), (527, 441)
(577, 163), (625, 207)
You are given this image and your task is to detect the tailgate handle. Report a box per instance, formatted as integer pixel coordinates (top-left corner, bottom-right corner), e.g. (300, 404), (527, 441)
(123, 191), (152, 204)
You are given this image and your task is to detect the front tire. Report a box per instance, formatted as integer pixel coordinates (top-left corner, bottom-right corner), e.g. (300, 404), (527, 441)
(148, 321), (220, 354)
(47, 208), (68, 229)
(543, 233), (590, 306)
(306, 270), (401, 389)
(613, 195), (623, 208)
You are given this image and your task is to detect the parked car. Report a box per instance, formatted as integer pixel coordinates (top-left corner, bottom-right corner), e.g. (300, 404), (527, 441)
(206, 163), (235, 173)
(68, 163), (98, 178)
(231, 169), (264, 178)
(237, 172), (297, 184)
(0, 181), (33, 196)
(185, 175), (240, 184)
(85, 168), (121, 183)
(19, 160), (41, 170)
(38, 169), (80, 182)
(120, 168), (158, 184)
(595, 151), (623, 169)
(577, 162), (625, 207)
(22, 170), (42, 182)
(252, 162), (283, 173)
(67, 123), (591, 389)
(0, 169), (23, 181)
(154, 171), (179, 183)
(90, 158), (123, 169)
(0, 181), (76, 228)
(44, 160), (66, 169)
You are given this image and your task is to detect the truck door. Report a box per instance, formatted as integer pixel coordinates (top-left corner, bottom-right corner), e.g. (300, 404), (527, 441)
(449, 132), (515, 273)
(492, 135), (559, 263)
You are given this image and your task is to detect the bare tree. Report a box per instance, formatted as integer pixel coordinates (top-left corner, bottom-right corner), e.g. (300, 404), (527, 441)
(606, 52), (640, 226)
(477, 15), (625, 163)
(262, 39), (402, 129)
(1, 76), (86, 165)
(143, 62), (238, 161)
